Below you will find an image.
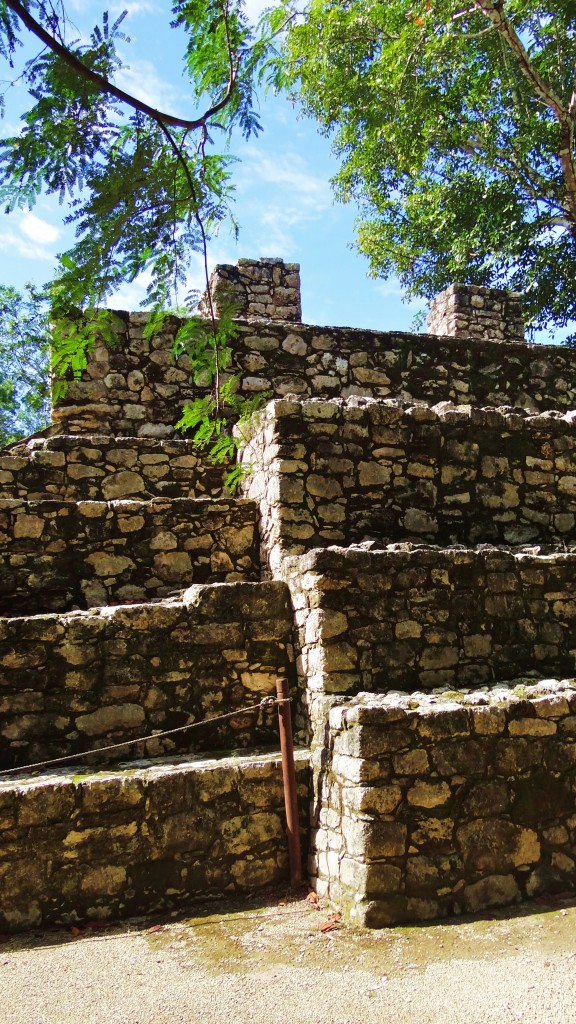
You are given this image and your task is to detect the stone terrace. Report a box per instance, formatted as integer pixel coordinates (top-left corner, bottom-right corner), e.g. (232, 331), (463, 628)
(3, 258), (576, 931)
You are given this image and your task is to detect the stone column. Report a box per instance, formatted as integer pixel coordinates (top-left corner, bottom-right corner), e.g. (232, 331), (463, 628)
(197, 258), (302, 322)
(427, 284), (525, 343)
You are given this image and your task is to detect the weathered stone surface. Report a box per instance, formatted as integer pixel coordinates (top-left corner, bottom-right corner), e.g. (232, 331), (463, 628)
(310, 684), (576, 927)
(462, 874), (520, 913)
(240, 398), (576, 570)
(5, 261), (576, 936)
(284, 544), (576, 695)
(0, 582), (295, 768)
(0, 750), (310, 932)
(428, 284), (525, 344)
(0, 436), (229, 501)
(48, 284), (576, 438)
(0, 497), (259, 615)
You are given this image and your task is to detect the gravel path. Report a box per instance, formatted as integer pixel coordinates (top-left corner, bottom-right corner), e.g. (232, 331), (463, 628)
(2, 892), (576, 1024)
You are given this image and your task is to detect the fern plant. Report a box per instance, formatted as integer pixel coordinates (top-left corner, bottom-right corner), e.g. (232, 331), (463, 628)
(145, 299), (268, 491)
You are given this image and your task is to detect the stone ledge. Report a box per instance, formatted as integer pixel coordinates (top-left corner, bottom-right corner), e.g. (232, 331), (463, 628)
(311, 681), (576, 926)
(0, 496), (260, 615)
(239, 396), (576, 571)
(0, 581), (296, 768)
(51, 314), (576, 437)
(284, 545), (576, 696)
(330, 679), (576, 728)
(0, 434), (230, 501)
(0, 747), (310, 932)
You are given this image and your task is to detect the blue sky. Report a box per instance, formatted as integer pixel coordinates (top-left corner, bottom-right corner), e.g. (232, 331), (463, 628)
(0, 1), (426, 333)
(0, 2), (565, 341)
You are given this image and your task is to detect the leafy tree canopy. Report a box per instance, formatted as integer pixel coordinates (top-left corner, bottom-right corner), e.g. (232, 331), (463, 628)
(0, 0), (276, 452)
(0, 1), (266, 324)
(0, 283), (50, 446)
(1, 0), (575, 366)
(269, 0), (576, 341)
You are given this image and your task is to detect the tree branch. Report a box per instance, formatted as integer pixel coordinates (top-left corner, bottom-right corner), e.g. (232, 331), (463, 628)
(473, 0), (576, 235)
(4, 0), (237, 131)
(462, 136), (566, 213)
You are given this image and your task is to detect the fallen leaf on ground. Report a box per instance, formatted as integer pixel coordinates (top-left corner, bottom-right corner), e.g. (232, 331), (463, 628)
(319, 912), (342, 933)
(69, 926), (83, 938)
(146, 924), (164, 934)
(306, 891), (320, 906)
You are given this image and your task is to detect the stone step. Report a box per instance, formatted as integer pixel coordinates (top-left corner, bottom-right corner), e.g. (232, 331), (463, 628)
(52, 313), (576, 438)
(0, 581), (296, 770)
(0, 435), (229, 501)
(309, 680), (576, 927)
(0, 496), (259, 616)
(285, 543), (576, 698)
(240, 398), (576, 571)
(0, 746), (310, 932)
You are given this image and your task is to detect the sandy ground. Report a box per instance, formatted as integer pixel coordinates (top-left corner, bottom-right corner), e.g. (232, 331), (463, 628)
(2, 890), (576, 1024)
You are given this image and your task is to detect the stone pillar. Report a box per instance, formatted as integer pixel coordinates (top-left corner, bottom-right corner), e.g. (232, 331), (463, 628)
(427, 284), (525, 343)
(197, 258), (302, 322)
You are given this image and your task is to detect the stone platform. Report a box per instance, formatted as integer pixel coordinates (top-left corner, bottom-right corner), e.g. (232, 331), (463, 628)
(0, 748), (309, 931)
(311, 682), (576, 926)
(0, 496), (259, 615)
(3, 259), (576, 930)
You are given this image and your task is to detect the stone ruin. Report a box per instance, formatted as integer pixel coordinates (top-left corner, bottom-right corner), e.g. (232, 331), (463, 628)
(3, 257), (576, 930)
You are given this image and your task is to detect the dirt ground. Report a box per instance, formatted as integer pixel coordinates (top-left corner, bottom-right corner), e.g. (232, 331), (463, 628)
(2, 890), (576, 1024)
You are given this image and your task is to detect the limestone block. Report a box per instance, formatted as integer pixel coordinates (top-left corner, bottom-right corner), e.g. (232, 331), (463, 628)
(76, 704), (146, 736)
(344, 818), (407, 860)
(84, 553), (135, 577)
(462, 874), (520, 913)
(457, 819), (540, 871)
(102, 471), (146, 499)
(407, 780), (451, 808)
(13, 515), (44, 539)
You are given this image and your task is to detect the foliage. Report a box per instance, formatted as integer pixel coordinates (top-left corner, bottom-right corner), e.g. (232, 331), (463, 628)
(0, 0), (273, 454)
(145, 303), (268, 489)
(0, 283), (50, 445)
(0, 2), (261, 312)
(267, 0), (576, 342)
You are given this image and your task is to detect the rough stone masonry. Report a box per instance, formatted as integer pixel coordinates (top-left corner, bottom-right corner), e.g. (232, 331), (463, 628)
(3, 258), (576, 932)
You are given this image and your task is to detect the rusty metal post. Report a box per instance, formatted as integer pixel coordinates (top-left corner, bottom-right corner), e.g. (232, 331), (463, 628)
(276, 677), (302, 888)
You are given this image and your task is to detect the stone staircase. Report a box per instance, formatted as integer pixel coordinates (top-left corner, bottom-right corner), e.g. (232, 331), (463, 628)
(240, 388), (576, 926)
(240, 390), (576, 925)
(0, 423), (306, 930)
(3, 257), (576, 932)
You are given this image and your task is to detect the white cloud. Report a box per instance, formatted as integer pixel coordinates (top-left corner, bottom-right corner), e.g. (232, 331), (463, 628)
(375, 279), (425, 313)
(110, 1), (159, 15)
(0, 227), (57, 263)
(233, 147), (332, 252)
(0, 210), (61, 264)
(107, 273), (152, 311)
(239, 147), (331, 208)
(115, 59), (179, 112)
(243, 0), (273, 22)
(20, 213), (60, 246)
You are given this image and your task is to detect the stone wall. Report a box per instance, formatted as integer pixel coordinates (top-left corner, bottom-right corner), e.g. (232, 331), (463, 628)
(0, 749), (309, 931)
(197, 258), (302, 321)
(240, 398), (576, 571)
(285, 545), (576, 697)
(427, 284), (525, 343)
(0, 581), (295, 769)
(0, 435), (229, 501)
(312, 683), (576, 926)
(52, 317), (576, 437)
(0, 496), (258, 616)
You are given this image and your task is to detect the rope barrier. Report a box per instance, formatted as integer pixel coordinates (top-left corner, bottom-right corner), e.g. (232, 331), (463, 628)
(0, 695), (291, 779)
